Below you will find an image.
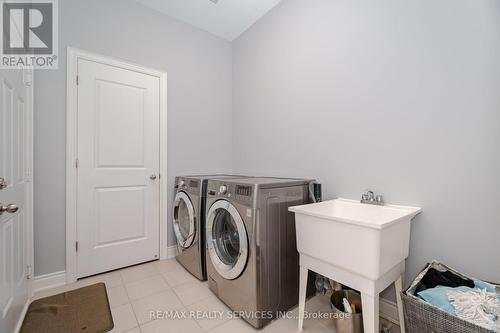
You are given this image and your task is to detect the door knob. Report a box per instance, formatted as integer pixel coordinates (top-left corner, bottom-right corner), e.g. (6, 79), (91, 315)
(150, 174), (158, 180)
(0, 203), (19, 215)
(0, 178), (7, 190)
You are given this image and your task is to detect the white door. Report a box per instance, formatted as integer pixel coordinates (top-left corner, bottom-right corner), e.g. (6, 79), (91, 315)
(77, 59), (160, 278)
(0, 69), (32, 333)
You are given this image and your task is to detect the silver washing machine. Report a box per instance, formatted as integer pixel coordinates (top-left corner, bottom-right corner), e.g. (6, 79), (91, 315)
(205, 177), (315, 328)
(173, 175), (247, 281)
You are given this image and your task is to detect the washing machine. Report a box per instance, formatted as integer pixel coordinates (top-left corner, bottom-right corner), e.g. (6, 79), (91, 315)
(173, 175), (246, 281)
(205, 177), (315, 328)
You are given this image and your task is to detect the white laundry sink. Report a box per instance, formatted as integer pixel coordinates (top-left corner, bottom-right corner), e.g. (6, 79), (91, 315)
(289, 198), (422, 281)
(290, 198), (421, 333)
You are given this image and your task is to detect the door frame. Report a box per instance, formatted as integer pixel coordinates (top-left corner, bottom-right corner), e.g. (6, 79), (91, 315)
(12, 69), (35, 333)
(66, 47), (168, 283)
(25, 69), (35, 294)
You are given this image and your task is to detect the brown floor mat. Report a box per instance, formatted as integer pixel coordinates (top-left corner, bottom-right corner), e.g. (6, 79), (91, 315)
(20, 283), (114, 333)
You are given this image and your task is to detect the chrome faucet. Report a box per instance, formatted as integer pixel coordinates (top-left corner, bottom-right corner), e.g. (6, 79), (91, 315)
(361, 190), (384, 205)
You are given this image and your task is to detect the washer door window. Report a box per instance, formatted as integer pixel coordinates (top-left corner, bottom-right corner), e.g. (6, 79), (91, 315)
(206, 200), (248, 280)
(173, 192), (196, 248)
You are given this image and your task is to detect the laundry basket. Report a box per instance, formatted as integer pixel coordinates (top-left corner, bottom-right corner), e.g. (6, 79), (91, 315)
(402, 261), (500, 333)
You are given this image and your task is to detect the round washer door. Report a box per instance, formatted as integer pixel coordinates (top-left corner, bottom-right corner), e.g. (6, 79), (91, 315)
(173, 191), (196, 248)
(206, 200), (248, 280)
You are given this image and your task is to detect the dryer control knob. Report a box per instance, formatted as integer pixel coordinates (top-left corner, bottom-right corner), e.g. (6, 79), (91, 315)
(179, 180), (185, 187)
(219, 185), (227, 195)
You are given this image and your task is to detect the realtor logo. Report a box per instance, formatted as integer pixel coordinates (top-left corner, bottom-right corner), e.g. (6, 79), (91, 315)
(1, 0), (58, 69)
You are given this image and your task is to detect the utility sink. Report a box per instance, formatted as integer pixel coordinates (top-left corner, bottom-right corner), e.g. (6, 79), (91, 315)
(290, 198), (421, 333)
(290, 198), (421, 280)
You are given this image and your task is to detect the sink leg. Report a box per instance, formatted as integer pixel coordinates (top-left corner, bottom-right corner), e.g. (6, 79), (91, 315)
(395, 275), (406, 332)
(298, 265), (308, 331)
(361, 292), (379, 333)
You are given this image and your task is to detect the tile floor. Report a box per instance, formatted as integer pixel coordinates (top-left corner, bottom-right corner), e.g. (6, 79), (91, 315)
(33, 259), (401, 333)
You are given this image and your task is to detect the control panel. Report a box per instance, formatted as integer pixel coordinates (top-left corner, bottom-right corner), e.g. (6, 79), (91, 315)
(206, 181), (254, 205)
(176, 178), (199, 195)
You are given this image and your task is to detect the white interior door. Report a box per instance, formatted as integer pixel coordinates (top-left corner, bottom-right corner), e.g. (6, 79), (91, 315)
(0, 69), (32, 333)
(77, 59), (160, 278)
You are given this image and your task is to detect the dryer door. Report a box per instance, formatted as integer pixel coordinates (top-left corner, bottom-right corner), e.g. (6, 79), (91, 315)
(206, 200), (248, 280)
(173, 191), (196, 248)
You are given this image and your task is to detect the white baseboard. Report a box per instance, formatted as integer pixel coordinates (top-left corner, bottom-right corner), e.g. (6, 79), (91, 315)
(32, 249), (177, 294)
(32, 270), (67, 294)
(167, 245), (178, 259)
(14, 299), (30, 333)
(380, 298), (400, 325)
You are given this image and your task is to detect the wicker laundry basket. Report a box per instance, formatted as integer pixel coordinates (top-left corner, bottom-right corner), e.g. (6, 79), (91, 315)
(402, 261), (499, 333)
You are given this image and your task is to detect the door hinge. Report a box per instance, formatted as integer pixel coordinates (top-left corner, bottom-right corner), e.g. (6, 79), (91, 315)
(76, 75), (79, 85)
(23, 71), (33, 86)
(75, 241), (79, 252)
(75, 158), (79, 168)
(26, 265), (32, 280)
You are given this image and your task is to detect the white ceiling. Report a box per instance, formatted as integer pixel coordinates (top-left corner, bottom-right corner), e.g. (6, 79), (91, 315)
(134, 0), (282, 41)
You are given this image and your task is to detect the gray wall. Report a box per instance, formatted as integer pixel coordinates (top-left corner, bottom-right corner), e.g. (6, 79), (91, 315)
(232, 0), (500, 299)
(34, 0), (233, 276)
(35, 0), (500, 297)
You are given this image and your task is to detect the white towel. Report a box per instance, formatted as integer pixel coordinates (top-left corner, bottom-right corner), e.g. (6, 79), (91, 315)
(447, 288), (500, 332)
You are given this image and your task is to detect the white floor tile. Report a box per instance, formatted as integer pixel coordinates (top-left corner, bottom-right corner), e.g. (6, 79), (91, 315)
(140, 316), (203, 333)
(186, 295), (231, 331)
(207, 319), (259, 333)
(132, 289), (184, 324)
(161, 266), (200, 287)
(108, 285), (130, 309)
(110, 303), (139, 333)
(173, 281), (214, 306)
(125, 275), (170, 300)
(286, 296), (334, 327)
(33, 261), (389, 333)
(153, 258), (183, 273)
(121, 262), (160, 284)
(124, 328), (142, 333)
(264, 317), (329, 333)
